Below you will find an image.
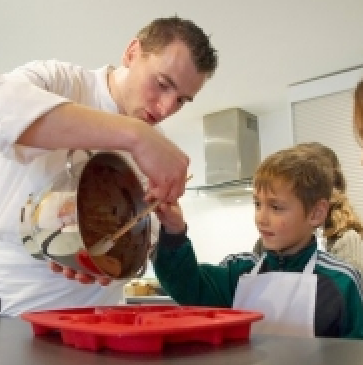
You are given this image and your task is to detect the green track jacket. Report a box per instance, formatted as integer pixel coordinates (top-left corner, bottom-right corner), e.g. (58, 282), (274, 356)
(153, 227), (363, 339)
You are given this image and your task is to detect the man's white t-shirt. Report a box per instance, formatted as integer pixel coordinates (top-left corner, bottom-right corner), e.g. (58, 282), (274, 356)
(0, 60), (145, 316)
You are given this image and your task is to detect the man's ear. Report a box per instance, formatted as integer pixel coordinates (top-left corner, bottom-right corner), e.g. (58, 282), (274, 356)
(122, 39), (141, 67)
(309, 199), (329, 228)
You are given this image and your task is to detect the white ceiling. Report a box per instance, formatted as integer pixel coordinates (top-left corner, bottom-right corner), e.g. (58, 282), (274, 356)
(1, 0), (363, 122)
(164, 0), (363, 122)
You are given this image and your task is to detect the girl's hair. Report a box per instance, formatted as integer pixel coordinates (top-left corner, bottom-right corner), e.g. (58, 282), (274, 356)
(324, 188), (363, 239)
(354, 79), (363, 143)
(254, 147), (333, 215)
(296, 142), (346, 192)
(136, 16), (218, 77)
(295, 142), (363, 239)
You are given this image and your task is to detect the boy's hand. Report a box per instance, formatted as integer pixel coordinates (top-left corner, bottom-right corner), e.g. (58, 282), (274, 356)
(154, 201), (186, 234)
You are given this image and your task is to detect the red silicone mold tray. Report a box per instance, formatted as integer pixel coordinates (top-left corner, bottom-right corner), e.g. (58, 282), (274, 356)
(21, 305), (263, 353)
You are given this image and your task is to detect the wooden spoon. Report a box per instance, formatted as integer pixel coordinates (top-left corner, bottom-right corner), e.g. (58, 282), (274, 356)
(89, 175), (192, 256)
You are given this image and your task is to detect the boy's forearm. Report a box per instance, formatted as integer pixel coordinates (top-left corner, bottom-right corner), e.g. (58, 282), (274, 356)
(153, 230), (199, 304)
(153, 231), (232, 307)
(157, 224), (188, 250)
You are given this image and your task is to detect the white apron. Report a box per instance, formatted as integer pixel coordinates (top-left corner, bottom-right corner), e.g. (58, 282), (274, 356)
(232, 251), (317, 337)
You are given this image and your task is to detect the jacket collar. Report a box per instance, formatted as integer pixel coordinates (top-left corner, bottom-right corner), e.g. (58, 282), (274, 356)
(264, 236), (317, 272)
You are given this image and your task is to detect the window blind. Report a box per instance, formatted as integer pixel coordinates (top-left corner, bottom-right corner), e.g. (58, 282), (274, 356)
(292, 89), (363, 219)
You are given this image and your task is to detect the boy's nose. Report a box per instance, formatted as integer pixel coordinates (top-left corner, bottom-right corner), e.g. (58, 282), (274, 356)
(255, 208), (268, 225)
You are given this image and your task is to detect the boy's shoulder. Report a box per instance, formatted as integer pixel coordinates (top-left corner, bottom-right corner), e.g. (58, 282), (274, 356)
(316, 250), (362, 295)
(219, 252), (258, 268)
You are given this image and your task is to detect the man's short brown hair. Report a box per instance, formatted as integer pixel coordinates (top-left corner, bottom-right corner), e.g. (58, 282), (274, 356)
(137, 16), (218, 77)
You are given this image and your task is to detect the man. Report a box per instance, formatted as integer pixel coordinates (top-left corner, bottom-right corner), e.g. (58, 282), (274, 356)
(0, 16), (217, 316)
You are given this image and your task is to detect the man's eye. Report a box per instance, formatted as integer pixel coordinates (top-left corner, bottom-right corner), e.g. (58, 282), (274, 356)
(157, 79), (168, 90)
(176, 97), (186, 106)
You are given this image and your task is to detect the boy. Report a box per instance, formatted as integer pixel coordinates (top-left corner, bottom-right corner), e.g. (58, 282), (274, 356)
(153, 146), (363, 338)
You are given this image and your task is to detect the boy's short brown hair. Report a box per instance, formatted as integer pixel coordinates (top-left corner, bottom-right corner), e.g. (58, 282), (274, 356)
(254, 147), (333, 214)
(136, 16), (218, 77)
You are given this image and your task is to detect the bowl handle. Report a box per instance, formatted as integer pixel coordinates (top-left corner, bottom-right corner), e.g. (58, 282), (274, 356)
(65, 149), (93, 179)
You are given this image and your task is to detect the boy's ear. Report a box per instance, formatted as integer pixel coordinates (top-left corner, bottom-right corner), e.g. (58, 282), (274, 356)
(122, 39), (141, 67)
(309, 199), (329, 228)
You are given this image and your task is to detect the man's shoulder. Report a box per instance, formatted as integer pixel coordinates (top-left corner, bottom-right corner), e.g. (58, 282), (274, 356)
(4, 59), (96, 89)
(7, 59), (85, 75)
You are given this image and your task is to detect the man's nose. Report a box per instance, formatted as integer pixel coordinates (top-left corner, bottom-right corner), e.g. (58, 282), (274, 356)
(157, 94), (179, 117)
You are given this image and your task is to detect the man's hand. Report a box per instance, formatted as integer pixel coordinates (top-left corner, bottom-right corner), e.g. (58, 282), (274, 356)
(48, 261), (112, 286)
(18, 101), (189, 203)
(130, 121), (189, 203)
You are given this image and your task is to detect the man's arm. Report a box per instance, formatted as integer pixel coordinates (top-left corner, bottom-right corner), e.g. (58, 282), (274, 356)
(0, 77), (189, 203)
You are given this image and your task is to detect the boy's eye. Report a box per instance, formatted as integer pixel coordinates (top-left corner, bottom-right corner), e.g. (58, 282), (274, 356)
(272, 205), (283, 211)
(253, 201), (260, 208)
